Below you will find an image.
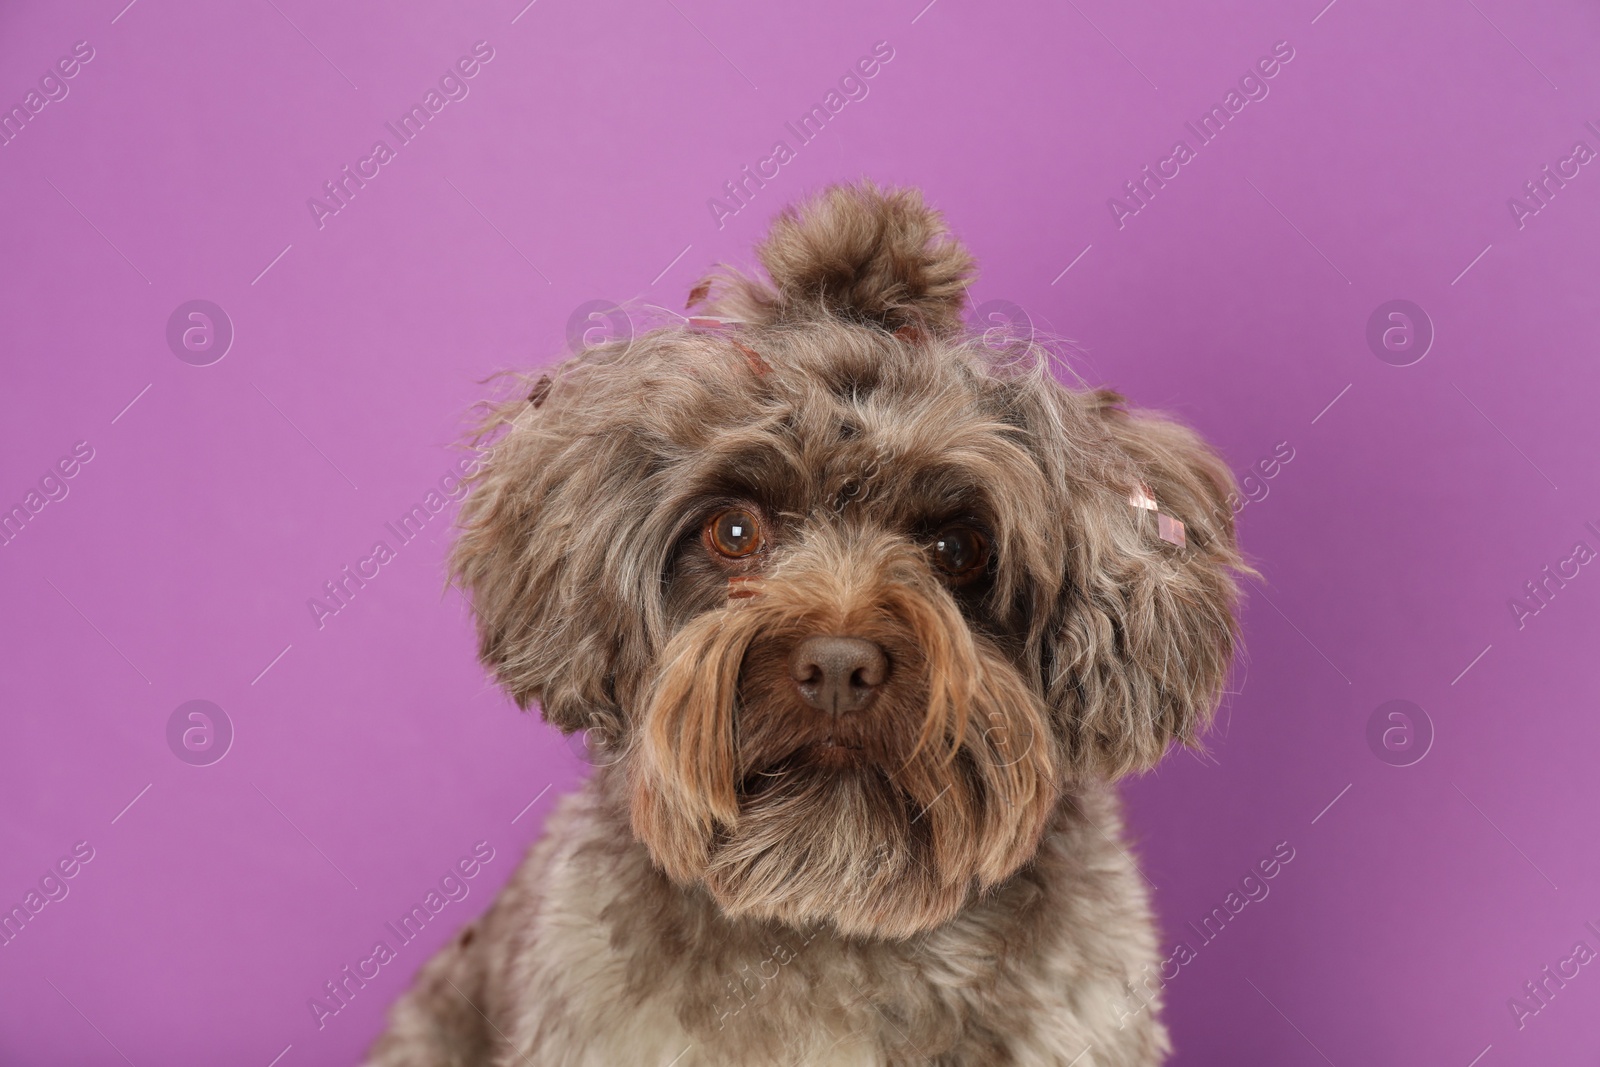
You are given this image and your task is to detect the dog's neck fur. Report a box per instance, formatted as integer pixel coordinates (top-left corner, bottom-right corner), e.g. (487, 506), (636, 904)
(498, 765), (1169, 1064)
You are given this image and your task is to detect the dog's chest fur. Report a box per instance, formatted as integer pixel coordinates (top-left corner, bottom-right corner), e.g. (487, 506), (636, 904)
(408, 769), (1171, 1066)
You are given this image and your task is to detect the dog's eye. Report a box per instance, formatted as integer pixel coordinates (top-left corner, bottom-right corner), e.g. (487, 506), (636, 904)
(930, 524), (989, 583)
(706, 508), (763, 559)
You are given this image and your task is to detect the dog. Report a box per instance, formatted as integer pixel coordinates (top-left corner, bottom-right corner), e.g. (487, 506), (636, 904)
(365, 182), (1247, 1066)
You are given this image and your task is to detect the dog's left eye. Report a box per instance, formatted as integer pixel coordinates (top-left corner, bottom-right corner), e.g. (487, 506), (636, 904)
(930, 524), (989, 583)
(706, 508), (763, 559)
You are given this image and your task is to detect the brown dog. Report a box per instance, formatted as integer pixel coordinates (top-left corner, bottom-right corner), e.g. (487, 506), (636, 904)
(366, 183), (1246, 1066)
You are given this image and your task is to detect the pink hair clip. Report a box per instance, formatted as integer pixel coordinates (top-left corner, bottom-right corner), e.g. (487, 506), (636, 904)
(680, 315), (771, 377)
(1157, 512), (1186, 549)
(1128, 481), (1187, 548)
(732, 341), (772, 377)
(527, 374), (554, 407)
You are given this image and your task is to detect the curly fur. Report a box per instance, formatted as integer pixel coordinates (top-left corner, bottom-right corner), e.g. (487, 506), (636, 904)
(368, 182), (1248, 1066)
(690, 181), (977, 336)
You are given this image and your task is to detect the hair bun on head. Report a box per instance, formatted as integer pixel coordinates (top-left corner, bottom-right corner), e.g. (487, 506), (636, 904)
(688, 181), (977, 338)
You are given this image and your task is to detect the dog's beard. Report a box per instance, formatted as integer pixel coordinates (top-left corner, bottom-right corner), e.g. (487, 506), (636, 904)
(630, 556), (1058, 939)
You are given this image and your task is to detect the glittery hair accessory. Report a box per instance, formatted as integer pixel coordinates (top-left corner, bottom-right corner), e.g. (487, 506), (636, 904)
(680, 315), (772, 377)
(1129, 481), (1187, 548)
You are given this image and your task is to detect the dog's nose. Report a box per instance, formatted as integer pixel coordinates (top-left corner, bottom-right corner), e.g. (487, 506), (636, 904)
(790, 636), (887, 715)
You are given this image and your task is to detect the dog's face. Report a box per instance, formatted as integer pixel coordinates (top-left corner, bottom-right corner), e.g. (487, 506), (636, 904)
(453, 185), (1245, 939)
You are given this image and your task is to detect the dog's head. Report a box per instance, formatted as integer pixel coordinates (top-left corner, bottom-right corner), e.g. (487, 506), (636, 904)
(453, 183), (1246, 939)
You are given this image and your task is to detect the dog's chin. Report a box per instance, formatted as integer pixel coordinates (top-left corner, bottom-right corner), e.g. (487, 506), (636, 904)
(695, 756), (970, 940)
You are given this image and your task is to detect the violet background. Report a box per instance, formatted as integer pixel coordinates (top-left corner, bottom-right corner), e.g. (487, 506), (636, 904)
(2, 0), (1597, 1063)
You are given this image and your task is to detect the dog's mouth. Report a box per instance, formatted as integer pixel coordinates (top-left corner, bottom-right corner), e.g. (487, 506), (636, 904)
(798, 737), (870, 774)
(737, 735), (874, 799)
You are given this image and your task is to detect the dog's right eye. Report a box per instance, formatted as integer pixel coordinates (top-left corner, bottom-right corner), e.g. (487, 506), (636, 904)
(705, 508), (763, 559)
(929, 524), (989, 584)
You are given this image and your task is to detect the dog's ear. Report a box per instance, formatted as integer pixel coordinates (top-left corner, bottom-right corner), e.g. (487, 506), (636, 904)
(450, 348), (652, 739)
(1031, 386), (1249, 779)
(690, 181), (976, 337)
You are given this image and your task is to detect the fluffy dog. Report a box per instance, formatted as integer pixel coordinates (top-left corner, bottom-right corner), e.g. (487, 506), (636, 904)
(366, 183), (1246, 1066)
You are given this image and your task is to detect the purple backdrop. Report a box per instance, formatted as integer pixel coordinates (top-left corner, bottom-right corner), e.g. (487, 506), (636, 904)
(2, 0), (1597, 1063)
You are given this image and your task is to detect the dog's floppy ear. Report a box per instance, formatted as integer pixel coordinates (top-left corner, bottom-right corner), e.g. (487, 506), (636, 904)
(449, 347), (652, 739)
(1032, 386), (1249, 779)
(691, 181), (976, 337)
